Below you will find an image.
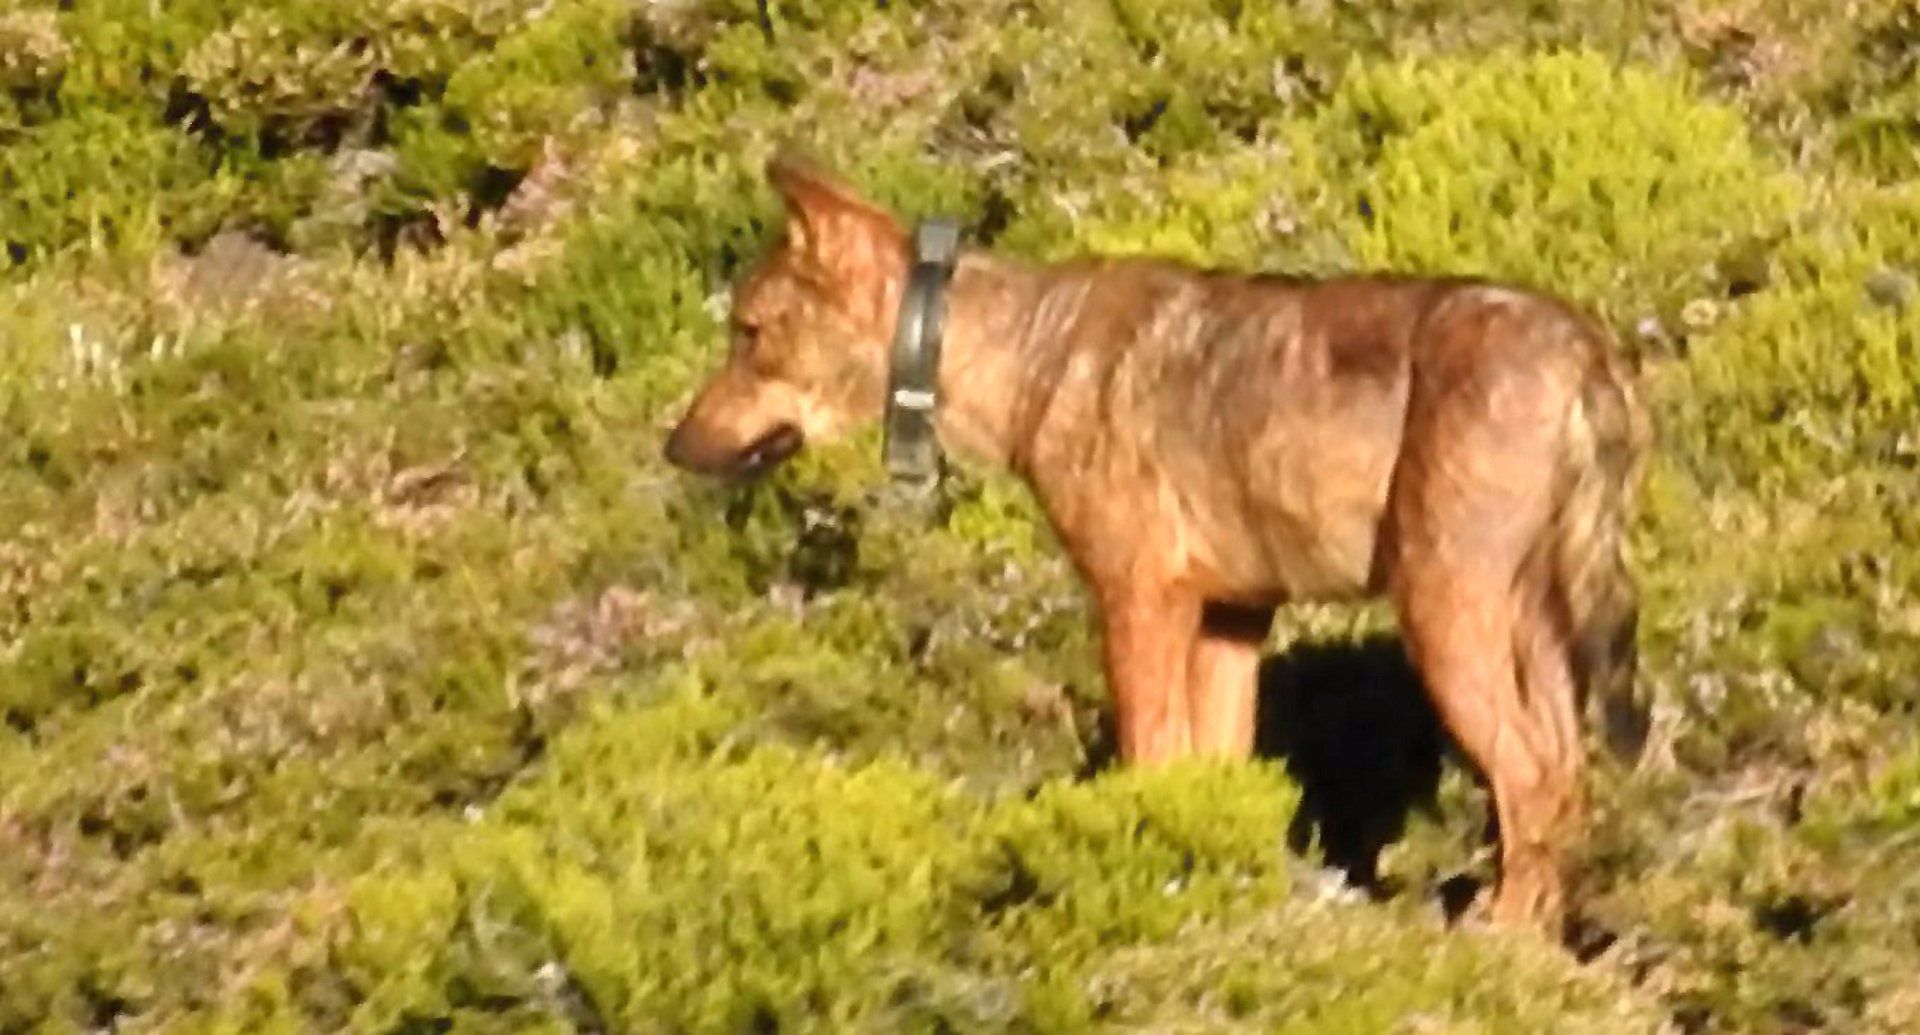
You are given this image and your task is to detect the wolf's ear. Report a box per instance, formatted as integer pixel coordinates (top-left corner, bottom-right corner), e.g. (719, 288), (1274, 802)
(765, 149), (905, 310)
(766, 150), (886, 220)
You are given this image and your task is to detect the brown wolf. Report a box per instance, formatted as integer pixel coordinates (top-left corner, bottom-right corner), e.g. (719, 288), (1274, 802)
(664, 153), (1652, 931)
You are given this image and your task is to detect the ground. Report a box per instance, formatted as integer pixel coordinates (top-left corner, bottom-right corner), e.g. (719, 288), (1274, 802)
(2, 1), (1918, 1031)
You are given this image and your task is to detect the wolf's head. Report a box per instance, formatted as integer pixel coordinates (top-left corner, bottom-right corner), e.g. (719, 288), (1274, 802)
(663, 153), (908, 478)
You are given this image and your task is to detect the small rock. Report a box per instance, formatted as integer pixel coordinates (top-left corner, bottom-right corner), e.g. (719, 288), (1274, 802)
(327, 147), (399, 192)
(533, 960), (567, 995)
(1864, 267), (1915, 310)
(1680, 297), (1721, 330)
(170, 230), (289, 312)
(1021, 681), (1069, 723)
(1890, 430), (1918, 467)
(1792, 622), (1864, 690)
(1804, 622), (1862, 667)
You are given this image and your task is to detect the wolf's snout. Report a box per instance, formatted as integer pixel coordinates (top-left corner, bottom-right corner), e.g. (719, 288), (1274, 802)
(663, 419), (803, 478)
(662, 421), (705, 472)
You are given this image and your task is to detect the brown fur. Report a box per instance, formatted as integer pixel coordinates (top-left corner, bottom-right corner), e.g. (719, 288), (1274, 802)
(664, 153), (1651, 931)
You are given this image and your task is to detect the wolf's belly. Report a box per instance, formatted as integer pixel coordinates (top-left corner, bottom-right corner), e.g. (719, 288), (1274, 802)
(1167, 481), (1391, 604)
(1168, 429), (1400, 605)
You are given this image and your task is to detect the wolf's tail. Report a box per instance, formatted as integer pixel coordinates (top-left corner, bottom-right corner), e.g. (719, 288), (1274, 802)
(1552, 336), (1653, 764)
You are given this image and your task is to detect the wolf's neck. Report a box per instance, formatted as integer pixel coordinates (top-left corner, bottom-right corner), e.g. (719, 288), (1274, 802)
(931, 253), (1055, 472)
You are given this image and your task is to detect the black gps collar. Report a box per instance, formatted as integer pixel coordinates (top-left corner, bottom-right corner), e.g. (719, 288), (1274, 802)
(882, 218), (961, 485)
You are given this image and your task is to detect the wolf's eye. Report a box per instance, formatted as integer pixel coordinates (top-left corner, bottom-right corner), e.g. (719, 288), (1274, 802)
(734, 321), (784, 374)
(733, 320), (761, 348)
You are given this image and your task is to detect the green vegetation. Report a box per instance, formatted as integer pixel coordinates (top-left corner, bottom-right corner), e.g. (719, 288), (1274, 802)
(3, 0), (1918, 1030)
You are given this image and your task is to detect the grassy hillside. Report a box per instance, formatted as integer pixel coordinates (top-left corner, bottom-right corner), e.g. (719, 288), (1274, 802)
(2, 0), (1918, 1031)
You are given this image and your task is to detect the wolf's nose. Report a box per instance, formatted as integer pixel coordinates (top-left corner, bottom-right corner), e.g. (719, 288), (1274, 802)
(662, 424), (696, 470)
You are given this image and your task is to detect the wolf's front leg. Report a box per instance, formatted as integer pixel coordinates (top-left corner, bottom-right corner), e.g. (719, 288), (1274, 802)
(1187, 603), (1274, 758)
(1095, 582), (1203, 765)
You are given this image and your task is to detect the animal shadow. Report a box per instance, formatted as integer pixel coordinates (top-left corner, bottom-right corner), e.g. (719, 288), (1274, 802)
(1254, 632), (1449, 896)
(1072, 631), (1456, 901)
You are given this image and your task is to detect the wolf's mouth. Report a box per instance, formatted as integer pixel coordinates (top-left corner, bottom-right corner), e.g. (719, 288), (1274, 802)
(735, 422), (804, 476)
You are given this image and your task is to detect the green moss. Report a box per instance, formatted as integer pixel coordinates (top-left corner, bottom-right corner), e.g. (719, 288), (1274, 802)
(439, 0), (635, 166)
(1322, 50), (1798, 319)
(309, 701), (1641, 1031)
(0, 106), (222, 263)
